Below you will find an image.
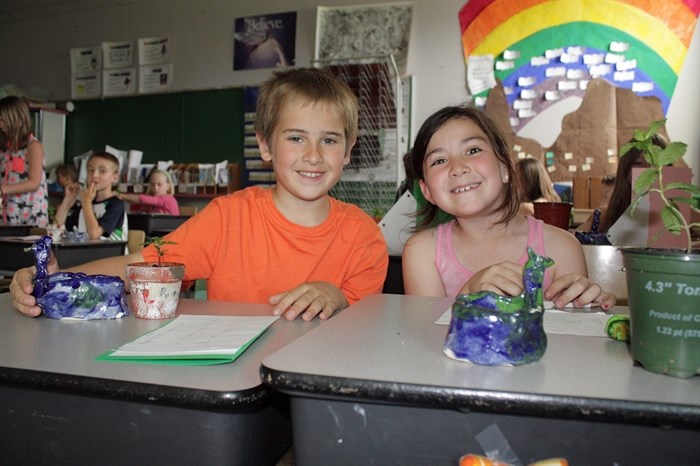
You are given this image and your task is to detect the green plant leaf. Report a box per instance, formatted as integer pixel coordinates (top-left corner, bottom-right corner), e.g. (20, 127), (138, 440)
(657, 142), (687, 166)
(660, 205), (683, 233)
(619, 141), (636, 156)
(665, 182), (700, 196)
(644, 119), (666, 139)
(633, 168), (658, 194)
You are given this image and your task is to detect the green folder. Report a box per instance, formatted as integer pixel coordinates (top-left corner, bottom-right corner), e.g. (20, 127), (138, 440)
(96, 315), (278, 366)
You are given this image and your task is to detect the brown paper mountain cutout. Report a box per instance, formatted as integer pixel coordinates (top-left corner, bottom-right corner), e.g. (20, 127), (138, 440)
(483, 78), (668, 182)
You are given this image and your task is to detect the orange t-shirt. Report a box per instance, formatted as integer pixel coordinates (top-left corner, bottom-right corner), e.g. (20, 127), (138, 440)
(142, 186), (389, 304)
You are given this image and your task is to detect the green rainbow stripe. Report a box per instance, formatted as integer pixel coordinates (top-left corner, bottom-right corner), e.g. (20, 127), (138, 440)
(491, 22), (677, 98)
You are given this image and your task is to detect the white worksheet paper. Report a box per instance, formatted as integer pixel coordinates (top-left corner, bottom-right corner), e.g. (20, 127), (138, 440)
(111, 315), (279, 356)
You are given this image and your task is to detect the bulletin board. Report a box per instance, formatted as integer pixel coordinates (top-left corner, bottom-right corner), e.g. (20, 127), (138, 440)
(65, 88), (244, 164)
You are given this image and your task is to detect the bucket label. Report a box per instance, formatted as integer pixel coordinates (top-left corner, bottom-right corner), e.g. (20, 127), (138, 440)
(645, 280), (700, 296)
(648, 309), (700, 339)
(146, 282), (180, 302)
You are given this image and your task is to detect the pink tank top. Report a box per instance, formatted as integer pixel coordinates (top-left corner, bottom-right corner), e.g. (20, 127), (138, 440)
(435, 216), (551, 298)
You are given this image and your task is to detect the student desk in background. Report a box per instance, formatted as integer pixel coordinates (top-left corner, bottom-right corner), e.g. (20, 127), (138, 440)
(0, 224), (35, 237)
(261, 294), (700, 465)
(0, 237), (126, 272)
(127, 213), (191, 236)
(0, 294), (321, 465)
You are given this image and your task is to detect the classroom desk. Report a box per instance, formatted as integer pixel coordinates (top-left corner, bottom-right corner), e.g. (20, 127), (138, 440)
(261, 294), (700, 466)
(0, 223), (35, 237)
(0, 294), (321, 465)
(0, 237), (126, 272)
(127, 213), (191, 236)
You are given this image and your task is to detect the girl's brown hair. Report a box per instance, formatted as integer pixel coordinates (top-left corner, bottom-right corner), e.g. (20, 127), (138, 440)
(0, 96), (32, 151)
(515, 157), (561, 203)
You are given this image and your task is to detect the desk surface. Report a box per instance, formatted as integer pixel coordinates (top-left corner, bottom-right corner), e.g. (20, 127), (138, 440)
(0, 237), (127, 272)
(262, 294), (700, 428)
(127, 213), (191, 235)
(0, 293), (320, 410)
(0, 224), (35, 236)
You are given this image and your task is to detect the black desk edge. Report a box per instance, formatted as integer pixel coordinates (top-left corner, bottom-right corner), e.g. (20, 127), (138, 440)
(260, 366), (700, 429)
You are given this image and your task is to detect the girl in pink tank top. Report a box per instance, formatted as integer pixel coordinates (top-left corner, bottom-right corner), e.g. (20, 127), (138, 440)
(402, 106), (616, 310)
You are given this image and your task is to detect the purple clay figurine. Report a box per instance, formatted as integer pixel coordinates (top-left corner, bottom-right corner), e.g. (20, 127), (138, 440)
(27, 236), (128, 320)
(444, 247), (554, 366)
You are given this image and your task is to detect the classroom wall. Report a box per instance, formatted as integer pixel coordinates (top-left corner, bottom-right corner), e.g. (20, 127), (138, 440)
(0, 0), (697, 182)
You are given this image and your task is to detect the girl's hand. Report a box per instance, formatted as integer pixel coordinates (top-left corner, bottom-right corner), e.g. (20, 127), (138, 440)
(545, 273), (617, 310)
(269, 281), (348, 321)
(461, 261), (525, 296)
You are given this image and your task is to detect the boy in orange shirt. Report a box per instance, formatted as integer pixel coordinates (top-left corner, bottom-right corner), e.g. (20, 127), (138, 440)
(10, 68), (388, 321)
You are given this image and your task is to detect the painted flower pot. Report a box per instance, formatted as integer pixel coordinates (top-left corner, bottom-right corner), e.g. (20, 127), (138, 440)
(533, 202), (572, 230)
(444, 302), (547, 366)
(621, 248), (700, 378)
(125, 262), (185, 319)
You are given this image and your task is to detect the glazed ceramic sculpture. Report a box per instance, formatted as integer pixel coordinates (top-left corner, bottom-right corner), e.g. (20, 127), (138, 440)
(444, 247), (554, 366)
(29, 236), (128, 320)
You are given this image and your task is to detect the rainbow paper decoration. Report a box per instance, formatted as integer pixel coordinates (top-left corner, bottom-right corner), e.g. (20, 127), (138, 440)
(459, 0), (700, 130)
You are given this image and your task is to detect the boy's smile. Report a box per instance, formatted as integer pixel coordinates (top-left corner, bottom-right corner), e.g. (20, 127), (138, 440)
(257, 100), (352, 218)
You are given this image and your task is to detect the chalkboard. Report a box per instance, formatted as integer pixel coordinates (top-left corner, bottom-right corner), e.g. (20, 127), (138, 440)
(65, 88), (244, 164)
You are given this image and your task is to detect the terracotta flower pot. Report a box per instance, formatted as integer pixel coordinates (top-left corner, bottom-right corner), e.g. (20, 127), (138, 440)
(125, 262), (185, 319)
(533, 202), (572, 230)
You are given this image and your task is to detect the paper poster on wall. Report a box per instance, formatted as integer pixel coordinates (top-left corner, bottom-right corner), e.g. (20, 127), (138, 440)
(139, 64), (173, 94)
(102, 41), (134, 69)
(316, 2), (412, 73)
(102, 68), (136, 97)
(138, 35), (172, 66)
(70, 46), (102, 74)
(233, 12), (296, 70)
(71, 73), (101, 99)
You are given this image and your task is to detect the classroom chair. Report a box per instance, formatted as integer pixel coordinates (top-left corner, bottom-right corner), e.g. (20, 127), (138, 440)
(582, 244), (628, 305)
(127, 229), (146, 254)
(179, 205), (198, 216)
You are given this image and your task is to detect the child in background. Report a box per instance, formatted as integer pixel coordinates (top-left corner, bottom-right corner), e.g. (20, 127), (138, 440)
(577, 135), (665, 234)
(0, 96), (49, 227)
(54, 151), (127, 242)
(119, 169), (179, 215)
(402, 106), (615, 310)
(11, 67), (389, 321)
(515, 157), (561, 216)
(55, 163), (78, 190)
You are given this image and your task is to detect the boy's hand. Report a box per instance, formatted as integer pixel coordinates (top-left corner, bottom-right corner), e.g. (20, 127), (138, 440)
(269, 282), (348, 321)
(10, 254), (60, 317)
(79, 182), (97, 205)
(545, 273), (617, 310)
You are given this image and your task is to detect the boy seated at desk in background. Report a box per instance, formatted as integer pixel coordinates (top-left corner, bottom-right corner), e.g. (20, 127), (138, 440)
(54, 152), (127, 242)
(118, 169), (179, 215)
(55, 163), (78, 191)
(11, 67), (389, 321)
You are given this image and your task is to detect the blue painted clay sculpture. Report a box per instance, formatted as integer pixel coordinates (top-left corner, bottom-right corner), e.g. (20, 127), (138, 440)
(444, 247), (554, 366)
(28, 236), (128, 319)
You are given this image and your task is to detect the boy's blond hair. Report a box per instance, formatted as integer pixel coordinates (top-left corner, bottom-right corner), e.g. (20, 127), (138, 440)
(254, 67), (359, 153)
(88, 151), (121, 173)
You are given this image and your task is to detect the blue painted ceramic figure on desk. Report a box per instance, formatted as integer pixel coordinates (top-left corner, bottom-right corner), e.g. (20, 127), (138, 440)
(444, 247), (554, 366)
(28, 236), (128, 319)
